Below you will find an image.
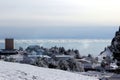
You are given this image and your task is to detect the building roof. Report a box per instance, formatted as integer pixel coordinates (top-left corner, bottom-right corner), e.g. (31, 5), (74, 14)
(28, 55), (51, 58)
(55, 55), (74, 58)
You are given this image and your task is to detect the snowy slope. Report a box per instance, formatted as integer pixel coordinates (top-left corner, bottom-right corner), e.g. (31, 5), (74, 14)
(0, 61), (98, 80)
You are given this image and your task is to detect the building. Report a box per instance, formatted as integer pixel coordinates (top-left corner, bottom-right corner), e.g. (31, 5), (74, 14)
(0, 38), (18, 55)
(5, 38), (14, 50)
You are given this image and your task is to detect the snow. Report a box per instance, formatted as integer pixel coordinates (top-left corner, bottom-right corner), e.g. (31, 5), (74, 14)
(55, 55), (74, 58)
(28, 55), (51, 58)
(0, 61), (98, 80)
(110, 63), (118, 69)
(98, 47), (113, 62)
(78, 71), (114, 79)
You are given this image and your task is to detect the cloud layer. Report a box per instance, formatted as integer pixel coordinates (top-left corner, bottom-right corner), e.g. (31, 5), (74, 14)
(0, 0), (120, 27)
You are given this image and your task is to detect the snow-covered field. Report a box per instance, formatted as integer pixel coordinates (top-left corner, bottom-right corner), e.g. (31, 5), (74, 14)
(0, 61), (98, 80)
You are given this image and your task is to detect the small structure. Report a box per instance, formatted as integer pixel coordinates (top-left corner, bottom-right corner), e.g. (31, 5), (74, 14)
(0, 38), (18, 55)
(75, 58), (92, 69)
(5, 38), (14, 50)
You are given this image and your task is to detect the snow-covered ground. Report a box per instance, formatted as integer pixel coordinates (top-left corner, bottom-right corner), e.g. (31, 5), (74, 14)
(78, 71), (114, 79)
(0, 61), (98, 80)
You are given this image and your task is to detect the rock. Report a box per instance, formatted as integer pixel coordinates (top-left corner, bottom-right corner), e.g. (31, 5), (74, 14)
(100, 27), (120, 68)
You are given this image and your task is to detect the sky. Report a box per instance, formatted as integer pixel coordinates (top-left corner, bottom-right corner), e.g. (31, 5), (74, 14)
(0, 0), (120, 39)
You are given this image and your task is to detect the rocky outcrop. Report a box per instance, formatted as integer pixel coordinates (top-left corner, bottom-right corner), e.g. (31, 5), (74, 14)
(100, 27), (120, 67)
(111, 27), (120, 67)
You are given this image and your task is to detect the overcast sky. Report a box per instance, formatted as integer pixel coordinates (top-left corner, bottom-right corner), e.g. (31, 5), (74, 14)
(0, 0), (120, 27)
(0, 0), (119, 39)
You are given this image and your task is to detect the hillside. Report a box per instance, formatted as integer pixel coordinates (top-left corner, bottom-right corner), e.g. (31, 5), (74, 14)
(0, 61), (98, 80)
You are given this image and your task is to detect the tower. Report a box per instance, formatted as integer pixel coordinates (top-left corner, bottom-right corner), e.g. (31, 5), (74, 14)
(5, 38), (14, 50)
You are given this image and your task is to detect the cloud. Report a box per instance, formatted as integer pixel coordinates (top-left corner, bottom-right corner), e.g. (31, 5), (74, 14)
(0, 0), (120, 27)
